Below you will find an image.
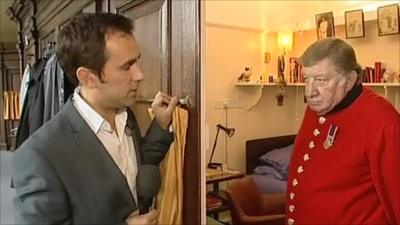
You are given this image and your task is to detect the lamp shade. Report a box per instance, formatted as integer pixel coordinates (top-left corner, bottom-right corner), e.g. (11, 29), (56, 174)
(277, 31), (293, 52)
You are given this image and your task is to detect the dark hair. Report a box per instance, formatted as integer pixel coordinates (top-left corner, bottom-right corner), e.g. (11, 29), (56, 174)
(299, 38), (363, 83)
(56, 13), (134, 86)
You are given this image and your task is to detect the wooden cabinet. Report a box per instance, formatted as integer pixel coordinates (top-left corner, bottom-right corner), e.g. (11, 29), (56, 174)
(206, 169), (244, 223)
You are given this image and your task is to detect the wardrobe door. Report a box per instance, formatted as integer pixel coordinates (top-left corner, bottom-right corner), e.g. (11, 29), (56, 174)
(116, 0), (201, 224)
(118, 0), (168, 134)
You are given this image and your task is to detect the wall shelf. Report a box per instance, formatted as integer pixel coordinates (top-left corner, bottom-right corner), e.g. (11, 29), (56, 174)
(363, 83), (400, 87)
(236, 82), (400, 110)
(236, 82), (400, 87)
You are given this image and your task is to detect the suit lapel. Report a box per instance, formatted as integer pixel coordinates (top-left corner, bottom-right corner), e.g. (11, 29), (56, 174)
(126, 109), (142, 166)
(62, 99), (136, 208)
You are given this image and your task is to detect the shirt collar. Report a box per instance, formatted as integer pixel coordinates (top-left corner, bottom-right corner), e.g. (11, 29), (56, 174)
(73, 88), (105, 134)
(73, 88), (128, 137)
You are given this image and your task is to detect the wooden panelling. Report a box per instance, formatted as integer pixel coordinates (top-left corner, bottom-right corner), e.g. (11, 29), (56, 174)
(0, 48), (5, 145)
(118, 1), (202, 223)
(0, 42), (19, 149)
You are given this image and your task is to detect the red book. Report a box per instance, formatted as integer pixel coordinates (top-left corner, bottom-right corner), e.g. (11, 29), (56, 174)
(365, 67), (373, 83)
(363, 69), (368, 83)
(299, 66), (304, 83)
(206, 194), (223, 209)
(374, 62), (381, 83)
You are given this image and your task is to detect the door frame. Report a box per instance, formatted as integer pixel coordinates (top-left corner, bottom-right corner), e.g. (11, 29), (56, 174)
(114, 0), (203, 223)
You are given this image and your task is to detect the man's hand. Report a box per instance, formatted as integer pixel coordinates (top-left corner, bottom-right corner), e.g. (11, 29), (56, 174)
(151, 92), (178, 130)
(125, 210), (158, 225)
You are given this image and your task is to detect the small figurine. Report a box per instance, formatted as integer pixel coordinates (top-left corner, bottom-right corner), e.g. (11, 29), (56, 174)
(237, 67), (252, 83)
(256, 75), (263, 83)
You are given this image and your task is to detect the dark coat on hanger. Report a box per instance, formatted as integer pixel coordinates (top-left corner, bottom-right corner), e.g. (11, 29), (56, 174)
(16, 57), (48, 148)
(16, 54), (75, 148)
(12, 98), (173, 224)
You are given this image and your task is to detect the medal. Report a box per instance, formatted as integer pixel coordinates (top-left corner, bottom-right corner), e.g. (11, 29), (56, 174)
(324, 124), (338, 150)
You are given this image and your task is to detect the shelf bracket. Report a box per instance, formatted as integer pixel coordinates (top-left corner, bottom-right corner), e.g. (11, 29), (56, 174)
(246, 85), (264, 111)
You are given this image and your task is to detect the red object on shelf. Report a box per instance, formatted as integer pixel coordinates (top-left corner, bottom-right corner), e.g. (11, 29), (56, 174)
(375, 62), (382, 83)
(206, 194), (223, 209)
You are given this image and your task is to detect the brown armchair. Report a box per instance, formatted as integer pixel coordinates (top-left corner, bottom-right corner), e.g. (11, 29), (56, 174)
(226, 176), (286, 225)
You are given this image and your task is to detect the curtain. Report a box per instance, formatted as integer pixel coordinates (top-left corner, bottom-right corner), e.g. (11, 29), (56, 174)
(156, 107), (188, 225)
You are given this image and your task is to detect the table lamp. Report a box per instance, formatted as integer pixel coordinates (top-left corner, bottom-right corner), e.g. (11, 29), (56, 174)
(208, 124), (235, 169)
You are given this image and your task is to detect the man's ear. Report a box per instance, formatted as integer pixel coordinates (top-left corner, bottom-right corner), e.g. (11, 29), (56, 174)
(76, 67), (98, 88)
(345, 71), (357, 91)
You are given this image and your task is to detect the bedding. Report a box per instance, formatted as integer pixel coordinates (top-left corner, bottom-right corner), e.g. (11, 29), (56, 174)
(245, 135), (296, 193)
(253, 165), (285, 180)
(251, 174), (287, 193)
(258, 144), (294, 179)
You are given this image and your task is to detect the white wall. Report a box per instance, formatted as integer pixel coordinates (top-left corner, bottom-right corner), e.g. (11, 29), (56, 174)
(290, 20), (400, 77)
(205, 24), (304, 172)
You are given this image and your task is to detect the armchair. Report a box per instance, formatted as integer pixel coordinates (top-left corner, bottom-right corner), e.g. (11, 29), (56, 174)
(226, 176), (286, 225)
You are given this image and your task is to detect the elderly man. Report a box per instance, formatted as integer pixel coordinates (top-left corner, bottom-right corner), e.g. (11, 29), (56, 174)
(286, 38), (400, 225)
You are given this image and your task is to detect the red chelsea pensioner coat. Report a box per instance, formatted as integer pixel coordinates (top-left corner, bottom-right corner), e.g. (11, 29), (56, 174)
(286, 88), (400, 225)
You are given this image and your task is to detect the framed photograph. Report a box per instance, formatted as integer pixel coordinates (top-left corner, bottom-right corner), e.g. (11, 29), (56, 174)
(377, 4), (399, 36)
(315, 12), (335, 40)
(345, 9), (365, 38)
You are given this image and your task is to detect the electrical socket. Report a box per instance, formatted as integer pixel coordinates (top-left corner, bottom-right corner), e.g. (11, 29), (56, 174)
(213, 98), (243, 109)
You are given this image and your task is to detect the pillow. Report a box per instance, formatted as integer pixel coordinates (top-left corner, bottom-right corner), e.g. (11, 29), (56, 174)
(259, 144), (294, 179)
(253, 165), (285, 180)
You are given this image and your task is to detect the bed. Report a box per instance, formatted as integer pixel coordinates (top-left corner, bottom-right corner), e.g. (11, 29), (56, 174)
(246, 134), (296, 193)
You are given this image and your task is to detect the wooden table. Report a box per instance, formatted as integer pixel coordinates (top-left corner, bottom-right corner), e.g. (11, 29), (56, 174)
(206, 168), (244, 223)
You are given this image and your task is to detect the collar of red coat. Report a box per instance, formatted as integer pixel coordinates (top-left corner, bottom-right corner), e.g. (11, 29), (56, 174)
(329, 82), (363, 114)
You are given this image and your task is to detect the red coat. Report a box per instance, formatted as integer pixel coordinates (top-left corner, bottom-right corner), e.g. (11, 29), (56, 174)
(286, 88), (400, 225)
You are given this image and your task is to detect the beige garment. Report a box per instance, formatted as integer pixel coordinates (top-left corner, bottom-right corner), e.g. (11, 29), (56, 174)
(9, 91), (15, 120)
(156, 107), (188, 225)
(3, 92), (10, 120)
(14, 91), (20, 120)
(8, 91), (19, 120)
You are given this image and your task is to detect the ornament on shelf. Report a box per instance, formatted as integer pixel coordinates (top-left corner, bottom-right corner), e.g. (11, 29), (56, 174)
(276, 76), (287, 106)
(256, 75), (265, 83)
(237, 67), (252, 83)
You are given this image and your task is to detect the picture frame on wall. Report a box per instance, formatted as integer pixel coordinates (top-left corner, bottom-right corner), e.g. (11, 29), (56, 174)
(315, 12), (335, 40)
(377, 3), (399, 36)
(345, 9), (365, 39)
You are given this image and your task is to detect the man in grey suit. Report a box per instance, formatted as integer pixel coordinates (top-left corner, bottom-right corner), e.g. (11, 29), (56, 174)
(12, 13), (178, 225)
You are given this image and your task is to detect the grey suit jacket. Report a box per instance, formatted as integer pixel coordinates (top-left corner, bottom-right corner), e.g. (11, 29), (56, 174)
(12, 99), (173, 225)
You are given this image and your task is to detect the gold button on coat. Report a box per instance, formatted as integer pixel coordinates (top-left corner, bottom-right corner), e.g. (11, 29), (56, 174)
(290, 192), (295, 199)
(313, 128), (320, 136)
(303, 153), (310, 161)
(319, 116), (326, 124)
(297, 166), (304, 174)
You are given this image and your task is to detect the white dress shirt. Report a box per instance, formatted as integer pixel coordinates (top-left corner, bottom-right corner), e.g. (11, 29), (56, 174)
(73, 88), (138, 202)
